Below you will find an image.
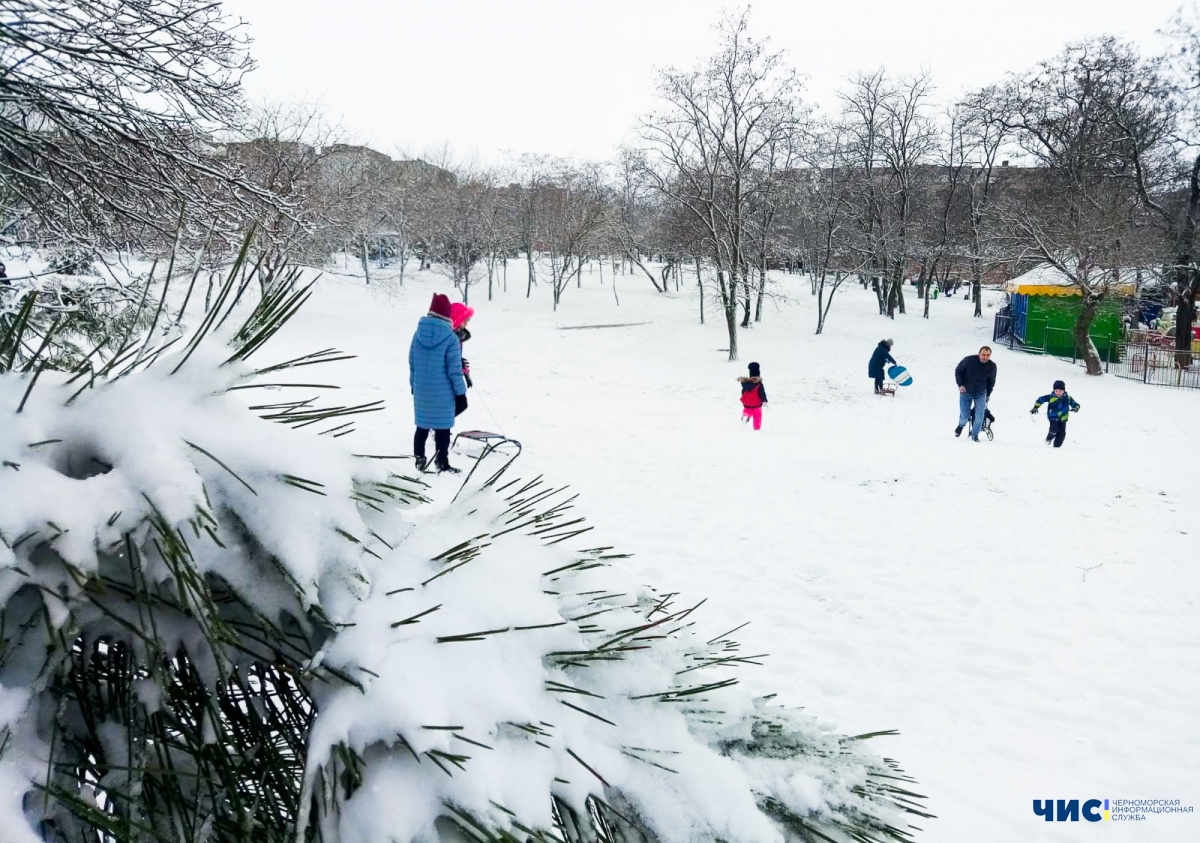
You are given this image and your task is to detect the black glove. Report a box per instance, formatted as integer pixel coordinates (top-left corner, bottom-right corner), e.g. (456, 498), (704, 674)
(465, 372), (473, 389)
(454, 394), (468, 416)
(1029, 407), (1038, 415)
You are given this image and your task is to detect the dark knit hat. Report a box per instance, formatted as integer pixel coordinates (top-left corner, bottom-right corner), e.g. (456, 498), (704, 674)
(428, 293), (452, 322)
(748, 362), (761, 377)
(1053, 380), (1065, 390)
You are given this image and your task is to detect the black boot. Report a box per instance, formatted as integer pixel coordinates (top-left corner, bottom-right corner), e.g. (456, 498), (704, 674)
(413, 428), (431, 473)
(955, 425), (963, 437)
(435, 451), (460, 474)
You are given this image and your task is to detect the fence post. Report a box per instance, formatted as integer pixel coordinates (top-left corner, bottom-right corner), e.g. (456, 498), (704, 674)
(1144, 343), (1149, 384)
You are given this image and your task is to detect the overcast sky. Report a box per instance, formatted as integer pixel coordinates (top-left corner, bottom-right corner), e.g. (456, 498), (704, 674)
(222, 0), (1183, 165)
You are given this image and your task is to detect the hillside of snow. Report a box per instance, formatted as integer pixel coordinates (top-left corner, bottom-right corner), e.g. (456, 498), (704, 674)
(176, 263), (1200, 840)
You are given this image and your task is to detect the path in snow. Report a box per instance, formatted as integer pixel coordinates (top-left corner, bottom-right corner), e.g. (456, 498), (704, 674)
(278, 265), (1199, 843)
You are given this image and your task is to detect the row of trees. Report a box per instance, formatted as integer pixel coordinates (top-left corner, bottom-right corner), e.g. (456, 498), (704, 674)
(631, 11), (1200, 370)
(4, 2), (1200, 371)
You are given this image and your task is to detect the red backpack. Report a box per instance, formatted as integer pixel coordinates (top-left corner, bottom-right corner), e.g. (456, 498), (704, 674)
(740, 383), (762, 408)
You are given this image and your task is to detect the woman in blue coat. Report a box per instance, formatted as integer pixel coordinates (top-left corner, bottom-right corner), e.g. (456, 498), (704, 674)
(868, 339), (895, 394)
(409, 293), (468, 473)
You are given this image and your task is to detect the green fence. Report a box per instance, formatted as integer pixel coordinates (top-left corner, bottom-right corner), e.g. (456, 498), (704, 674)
(1021, 296), (1122, 357)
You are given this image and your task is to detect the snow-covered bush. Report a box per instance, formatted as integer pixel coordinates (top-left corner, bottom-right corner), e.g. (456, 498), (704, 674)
(1, 266), (153, 371)
(44, 249), (99, 277)
(0, 258), (929, 842)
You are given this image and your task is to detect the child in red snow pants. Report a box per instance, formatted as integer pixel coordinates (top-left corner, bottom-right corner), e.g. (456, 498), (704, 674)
(737, 362), (768, 431)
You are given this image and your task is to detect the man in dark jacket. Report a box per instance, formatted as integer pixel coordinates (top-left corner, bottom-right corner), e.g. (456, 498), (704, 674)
(954, 346), (997, 441)
(868, 339), (895, 394)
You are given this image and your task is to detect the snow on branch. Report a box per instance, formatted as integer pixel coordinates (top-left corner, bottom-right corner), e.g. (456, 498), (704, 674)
(0, 247), (929, 842)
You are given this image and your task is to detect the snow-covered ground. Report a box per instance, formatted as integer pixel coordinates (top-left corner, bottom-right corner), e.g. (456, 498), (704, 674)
(66, 256), (1199, 842)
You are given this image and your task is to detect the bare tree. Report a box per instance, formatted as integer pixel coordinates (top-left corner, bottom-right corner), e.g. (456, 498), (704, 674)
(0, 0), (273, 255)
(635, 9), (803, 360)
(478, 180), (515, 301)
(318, 145), (398, 284)
(608, 153), (666, 292)
(957, 90), (1010, 317)
(426, 167), (492, 304)
(911, 106), (972, 320)
(801, 121), (860, 333)
(381, 151), (448, 287)
(745, 123), (804, 325)
(542, 162), (608, 310)
(229, 101), (345, 276)
(996, 38), (1160, 374)
(840, 71), (892, 316)
(877, 72), (937, 318)
(1126, 15), (1200, 363)
(507, 153), (552, 298)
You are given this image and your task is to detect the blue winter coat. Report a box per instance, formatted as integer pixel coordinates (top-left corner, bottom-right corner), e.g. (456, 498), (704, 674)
(868, 342), (896, 378)
(1033, 392), (1080, 421)
(409, 316), (467, 429)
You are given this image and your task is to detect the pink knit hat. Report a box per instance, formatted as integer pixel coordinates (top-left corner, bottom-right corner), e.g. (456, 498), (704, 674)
(428, 293), (452, 322)
(450, 302), (475, 330)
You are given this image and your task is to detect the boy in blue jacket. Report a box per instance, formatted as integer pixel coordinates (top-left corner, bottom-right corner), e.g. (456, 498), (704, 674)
(1030, 379), (1080, 448)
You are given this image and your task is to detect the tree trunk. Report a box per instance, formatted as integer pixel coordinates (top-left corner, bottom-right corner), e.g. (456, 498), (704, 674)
(695, 256), (704, 325)
(1074, 293), (1104, 375)
(816, 274), (826, 335)
(361, 236), (370, 285)
(526, 250), (536, 298)
(922, 256), (936, 320)
(754, 266), (765, 323)
(724, 277), (739, 361)
(874, 257), (887, 315)
(627, 251), (665, 292)
(816, 270), (845, 335)
(551, 252), (562, 311)
(1176, 292), (1196, 369)
(740, 267), (752, 329)
(885, 259), (899, 318)
(1172, 154), (1200, 367)
(660, 259), (674, 291)
(969, 258), (981, 316)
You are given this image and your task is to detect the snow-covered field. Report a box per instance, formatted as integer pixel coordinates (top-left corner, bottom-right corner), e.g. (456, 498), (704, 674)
(229, 263), (1199, 841)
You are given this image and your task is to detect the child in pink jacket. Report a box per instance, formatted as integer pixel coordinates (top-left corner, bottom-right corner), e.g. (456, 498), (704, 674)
(450, 302), (474, 388)
(737, 362), (768, 430)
